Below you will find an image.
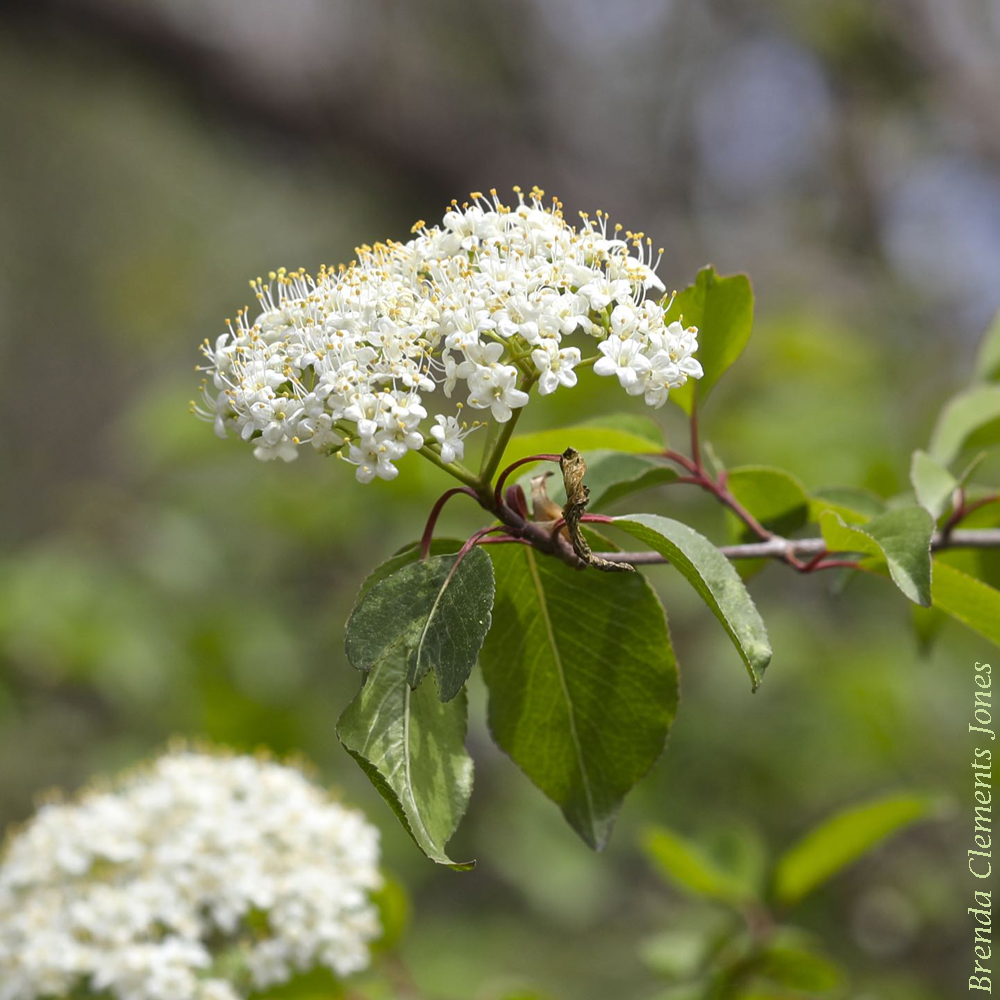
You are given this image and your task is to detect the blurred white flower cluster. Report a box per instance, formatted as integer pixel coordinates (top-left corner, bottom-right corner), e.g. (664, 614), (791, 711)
(0, 750), (382, 1000)
(195, 187), (702, 480)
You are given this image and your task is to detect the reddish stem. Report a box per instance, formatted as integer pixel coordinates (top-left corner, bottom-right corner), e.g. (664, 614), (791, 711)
(690, 401), (702, 472)
(662, 444), (774, 542)
(420, 486), (480, 559)
(450, 526), (509, 570)
(963, 493), (1000, 519)
(811, 558), (861, 572)
(940, 487), (967, 538)
(799, 549), (830, 573)
(944, 491), (1000, 538)
(662, 449), (698, 474)
(493, 453), (562, 509)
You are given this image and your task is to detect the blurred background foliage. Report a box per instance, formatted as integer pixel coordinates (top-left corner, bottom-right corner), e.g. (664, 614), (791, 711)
(2, 1), (999, 997)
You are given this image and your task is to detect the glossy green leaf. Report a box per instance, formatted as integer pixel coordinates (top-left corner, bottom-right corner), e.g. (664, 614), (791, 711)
(611, 514), (772, 690)
(504, 413), (663, 467)
(480, 545), (678, 850)
(819, 508), (933, 606)
(773, 794), (936, 905)
(930, 559), (1000, 648)
(726, 466), (810, 537)
(664, 267), (754, 415)
(642, 825), (758, 906)
(928, 384), (1000, 464)
(910, 450), (957, 519)
(975, 307), (1000, 381)
(809, 486), (886, 525)
(338, 666), (474, 869)
(577, 411), (665, 445)
(345, 548), (494, 699)
(590, 457), (679, 509)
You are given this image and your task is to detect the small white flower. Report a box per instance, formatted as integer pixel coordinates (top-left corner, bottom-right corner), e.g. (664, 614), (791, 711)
(253, 439), (300, 462)
(466, 365), (529, 422)
(531, 342), (581, 396)
(593, 335), (650, 389)
(345, 434), (404, 484)
(430, 414), (476, 464)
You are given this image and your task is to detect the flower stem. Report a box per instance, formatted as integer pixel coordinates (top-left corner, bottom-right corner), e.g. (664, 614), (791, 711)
(477, 373), (538, 486)
(417, 444), (483, 490)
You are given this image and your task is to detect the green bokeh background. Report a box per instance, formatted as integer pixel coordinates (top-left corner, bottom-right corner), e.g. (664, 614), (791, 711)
(2, 3), (998, 998)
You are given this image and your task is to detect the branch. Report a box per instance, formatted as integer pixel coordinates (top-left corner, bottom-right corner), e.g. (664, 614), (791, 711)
(593, 528), (1000, 566)
(662, 450), (773, 542)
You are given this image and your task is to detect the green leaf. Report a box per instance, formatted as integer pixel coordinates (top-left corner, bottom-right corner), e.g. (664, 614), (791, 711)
(910, 450), (957, 519)
(611, 514), (772, 690)
(726, 466), (810, 537)
(642, 825), (758, 906)
(959, 451), (991, 487)
(750, 943), (842, 993)
(345, 548), (494, 700)
(664, 267), (754, 415)
(819, 508), (933, 606)
(517, 450), (678, 512)
(809, 486), (886, 525)
(480, 545), (678, 850)
(930, 559), (1000, 648)
(576, 411), (665, 445)
(975, 307), (1000, 381)
(338, 668), (475, 869)
(340, 550), (486, 868)
(589, 456), (679, 509)
(639, 929), (711, 980)
(773, 794), (936, 906)
(504, 413), (663, 467)
(371, 871), (411, 952)
(929, 384), (1000, 464)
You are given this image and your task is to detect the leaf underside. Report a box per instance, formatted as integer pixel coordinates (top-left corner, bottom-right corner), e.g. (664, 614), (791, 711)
(346, 547), (494, 700)
(339, 547), (495, 868)
(338, 667), (475, 869)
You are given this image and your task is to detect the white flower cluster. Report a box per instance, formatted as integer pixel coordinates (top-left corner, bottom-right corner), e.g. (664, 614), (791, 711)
(195, 187), (702, 480)
(0, 751), (382, 1000)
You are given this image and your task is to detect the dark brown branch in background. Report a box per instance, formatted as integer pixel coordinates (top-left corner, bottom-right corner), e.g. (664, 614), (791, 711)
(2, 0), (536, 198)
